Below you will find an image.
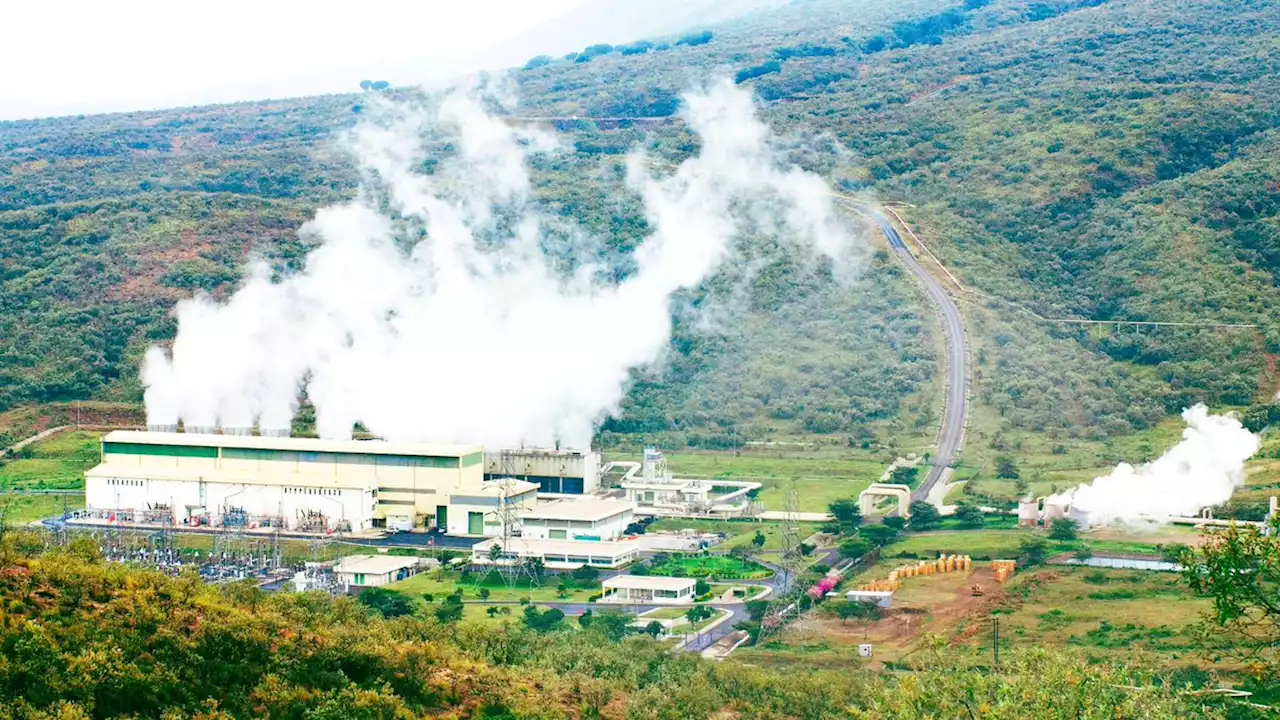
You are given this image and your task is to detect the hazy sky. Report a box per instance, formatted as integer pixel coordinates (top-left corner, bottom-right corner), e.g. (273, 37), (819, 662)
(1, 0), (589, 120)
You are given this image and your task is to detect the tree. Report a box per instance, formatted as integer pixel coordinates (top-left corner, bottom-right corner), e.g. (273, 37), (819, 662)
(839, 537), (874, 560)
(995, 455), (1020, 479)
(890, 466), (919, 487)
(686, 605), (715, 624)
(832, 601), (881, 624)
(578, 609), (593, 627)
(645, 620), (664, 638)
(486, 606), (500, 618)
(882, 516), (906, 531)
(829, 498), (862, 532)
(570, 565), (600, 584)
(860, 524), (900, 545)
(522, 55), (553, 70)
(421, 593), (434, 603)
(1018, 536), (1049, 567)
(1178, 520), (1280, 675)
(478, 587), (491, 601)
(434, 598), (464, 624)
(556, 583), (569, 599)
(357, 588), (413, 618)
(359, 79), (373, 90)
(863, 35), (888, 53)
(1048, 518), (1078, 541)
(1073, 546), (1093, 563)
(522, 606), (565, 633)
(589, 610), (632, 642)
(752, 529), (767, 548)
(695, 578), (712, 596)
(908, 501), (941, 530)
(954, 502), (984, 528)
(745, 599), (770, 622)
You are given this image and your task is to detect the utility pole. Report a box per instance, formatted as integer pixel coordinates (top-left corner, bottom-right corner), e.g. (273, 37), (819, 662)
(992, 614), (1000, 668)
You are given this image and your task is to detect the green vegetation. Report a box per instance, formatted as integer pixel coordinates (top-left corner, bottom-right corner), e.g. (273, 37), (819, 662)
(641, 553), (772, 580)
(0, 538), (1245, 717)
(4, 0), (1276, 469)
(0, 430), (100, 490)
(388, 567), (599, 603)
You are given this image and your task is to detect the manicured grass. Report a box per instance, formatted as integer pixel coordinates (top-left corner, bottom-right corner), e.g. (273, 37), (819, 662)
(884, 525), (1195, 562)
(640, 607), (691, 620)
(660, 450), (890, 512)
(0, 431), (101, 490)
(388, 569), (598, 603)
(0, 494), (82, 525)
(646, 518), (823, 551)
(646, 554), (772, 580)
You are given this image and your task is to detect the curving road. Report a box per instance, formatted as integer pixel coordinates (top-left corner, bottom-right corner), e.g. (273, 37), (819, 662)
(870, 211), (968, 502)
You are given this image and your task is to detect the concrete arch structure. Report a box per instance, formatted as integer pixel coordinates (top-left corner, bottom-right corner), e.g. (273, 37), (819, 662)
(859, 483), (912, 518)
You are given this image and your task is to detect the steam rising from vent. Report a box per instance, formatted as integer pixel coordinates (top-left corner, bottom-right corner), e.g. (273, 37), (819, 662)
(1047, 404), (1260, 527)
(142, 79), (865, 445)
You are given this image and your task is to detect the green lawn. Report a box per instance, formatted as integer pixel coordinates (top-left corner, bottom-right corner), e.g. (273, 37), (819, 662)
(0, 430), (101, 491)
(646, 518), (822, 551)
(883, 524), (1198, 562)
(646, 554), (772, 580)
(388, 569), (599, 603)
(660, 450), (890, 512)
(639, 607), (690, 620)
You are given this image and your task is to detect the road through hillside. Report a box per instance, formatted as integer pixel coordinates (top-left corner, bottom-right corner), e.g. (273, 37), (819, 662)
(870, 211), (968, 502)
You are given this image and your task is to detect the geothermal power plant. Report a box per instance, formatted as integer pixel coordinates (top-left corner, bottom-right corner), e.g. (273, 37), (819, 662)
(77, 427), (761, 569)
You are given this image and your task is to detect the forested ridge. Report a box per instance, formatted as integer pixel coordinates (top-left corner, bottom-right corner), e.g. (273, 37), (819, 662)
(2, 0), (1279, 450)
(0, 541), (1240, 718)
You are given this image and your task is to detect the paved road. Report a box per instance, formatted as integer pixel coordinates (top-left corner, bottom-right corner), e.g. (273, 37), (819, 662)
(872, 212), (968, 502)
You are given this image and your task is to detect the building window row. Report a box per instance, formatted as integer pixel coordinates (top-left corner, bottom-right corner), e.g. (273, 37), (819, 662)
(284, 487), (340, 496)
(107, 478), (143, 487)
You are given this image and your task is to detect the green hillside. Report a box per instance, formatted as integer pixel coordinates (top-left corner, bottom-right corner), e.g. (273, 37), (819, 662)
(2, 0), (1278, 453)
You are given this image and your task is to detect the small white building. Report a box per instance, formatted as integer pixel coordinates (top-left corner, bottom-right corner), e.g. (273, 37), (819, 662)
(846, 590), (894, 608)
(471, 537), (639, 569)
(601, 575), (697, 605)
(519, 499), (635, 541)
(332, 555), (420, 589)
(442, 479), (540, 536)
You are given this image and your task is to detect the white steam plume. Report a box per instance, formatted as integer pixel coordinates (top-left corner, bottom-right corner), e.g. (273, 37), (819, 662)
(1048, 404), (1260, 527)
(142, 79), (865, 446)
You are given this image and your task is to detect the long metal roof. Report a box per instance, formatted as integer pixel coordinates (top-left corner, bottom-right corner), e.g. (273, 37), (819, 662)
(102, 430), (482, 458)
(521, 499), (635, 522)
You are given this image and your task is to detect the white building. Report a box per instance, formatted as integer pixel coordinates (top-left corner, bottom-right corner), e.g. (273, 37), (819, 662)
(83, 431), (524, 535)
(484, 448), (601, 495)
(601, 575), (696, 605)
(332, 555), (420, 589)
(471, 537), (640, 569)
(519, 499), (635, 541)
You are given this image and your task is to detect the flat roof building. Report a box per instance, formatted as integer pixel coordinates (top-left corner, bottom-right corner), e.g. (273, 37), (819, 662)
(485, 448), (601, 495)
(601, 575), (696, 605)
(519, 499), (635, 542)
(84, 431), (505, 534)
(471, 537), (639, 569)
(332, 555), (420, 589)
